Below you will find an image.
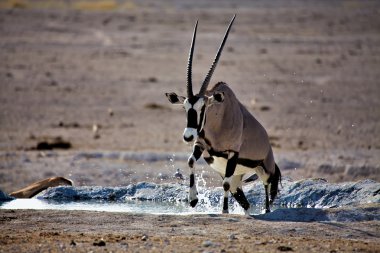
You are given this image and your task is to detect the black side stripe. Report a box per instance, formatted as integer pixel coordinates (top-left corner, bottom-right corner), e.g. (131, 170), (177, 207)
(208, 148), (264, 169)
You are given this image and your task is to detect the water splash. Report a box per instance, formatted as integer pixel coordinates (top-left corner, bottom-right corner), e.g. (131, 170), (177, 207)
(1, 179), (379, 218)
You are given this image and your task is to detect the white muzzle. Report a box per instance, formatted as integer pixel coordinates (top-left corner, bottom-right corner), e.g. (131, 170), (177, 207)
(183, 128), (198, 142)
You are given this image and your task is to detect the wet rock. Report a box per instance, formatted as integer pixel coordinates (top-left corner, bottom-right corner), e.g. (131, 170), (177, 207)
(275, 179), (380, 208)
(0, 190), (15, 201)
(38, 179), (380, 221)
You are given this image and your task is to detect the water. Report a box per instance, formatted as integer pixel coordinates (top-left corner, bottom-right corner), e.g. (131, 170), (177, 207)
(1, 179), (378, 220)
(0, 199), (190, 214)
(0, 198), (262, 215)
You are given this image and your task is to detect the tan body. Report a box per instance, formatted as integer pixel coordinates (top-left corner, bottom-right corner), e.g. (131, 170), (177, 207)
(200, 83), (275, 183)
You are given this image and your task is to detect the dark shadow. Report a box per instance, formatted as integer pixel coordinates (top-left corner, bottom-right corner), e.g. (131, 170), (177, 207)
(252, 208), (330, 222)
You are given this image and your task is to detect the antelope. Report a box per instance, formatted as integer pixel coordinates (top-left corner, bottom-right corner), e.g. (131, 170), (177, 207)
(165, 15), (281, 214)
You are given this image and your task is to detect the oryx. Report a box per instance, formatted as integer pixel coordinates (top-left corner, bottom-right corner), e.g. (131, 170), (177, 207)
(165, 15), (281, 214)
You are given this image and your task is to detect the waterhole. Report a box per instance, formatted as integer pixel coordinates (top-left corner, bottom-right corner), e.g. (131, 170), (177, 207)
(0, 198), (265, 215)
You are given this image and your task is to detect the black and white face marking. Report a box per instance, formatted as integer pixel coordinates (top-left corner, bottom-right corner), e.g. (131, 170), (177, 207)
(183, 96), (206, 142)
(165, 91), (224, 143)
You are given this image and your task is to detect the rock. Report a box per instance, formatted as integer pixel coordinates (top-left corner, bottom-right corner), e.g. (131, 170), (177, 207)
(35, 137), (72, 150)
(277, 246), (293, 251)
(202, 240), (214, 247)
(93, 239), (106, 246)
(0, 190), (15, 201)
(228, 234), (237, 240)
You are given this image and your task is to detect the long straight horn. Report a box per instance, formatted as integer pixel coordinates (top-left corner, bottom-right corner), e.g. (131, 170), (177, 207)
(187, 20), (198, 98)
(198, 14), (236, 96)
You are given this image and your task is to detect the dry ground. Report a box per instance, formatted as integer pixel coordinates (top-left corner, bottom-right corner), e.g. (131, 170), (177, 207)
(1, 209), (380, 253)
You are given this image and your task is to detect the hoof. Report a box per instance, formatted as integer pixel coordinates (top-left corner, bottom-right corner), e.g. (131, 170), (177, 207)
(265, 209), (270, 213)
(222, 209), (229, 214)
(223, 182), (230, 191)
(190, 199), (198, 208)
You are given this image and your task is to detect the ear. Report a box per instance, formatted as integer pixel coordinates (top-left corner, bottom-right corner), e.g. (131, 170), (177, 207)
(165, 92), (186, 104)
(208, 92), (224, 105)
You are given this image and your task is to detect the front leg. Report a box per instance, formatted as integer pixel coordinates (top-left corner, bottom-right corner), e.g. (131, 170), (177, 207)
(187, 142), (204, 207)
(222, 151), (239, 192)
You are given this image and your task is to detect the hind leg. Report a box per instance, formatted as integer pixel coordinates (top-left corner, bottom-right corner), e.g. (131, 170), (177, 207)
(263, 163), (282, 212)
(222, 191), (229, 213)
(261, 148), (279, 213)
(229, 175), (250, 214)
(264, 184), (271, 213)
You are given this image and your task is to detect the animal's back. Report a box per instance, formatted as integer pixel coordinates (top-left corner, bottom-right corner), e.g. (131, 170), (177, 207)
(208, 82), (271, 161)
(238, 102), (271, 161)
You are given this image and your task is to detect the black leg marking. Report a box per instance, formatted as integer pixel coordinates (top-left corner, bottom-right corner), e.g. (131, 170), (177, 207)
(225, 152), (239, 178)
(269, 163), (282, 204)
(193, 144), (203, 160)
(223, 197), (229, 213)
(223, 182), (230, 192)
(264, 184), (270, 213)
(190, 199), (198, 207)
(232, 188), (250, 211)
(188, 157), (195, 168)
(190, 173), (195, 188)
(203, 156), (214, 164)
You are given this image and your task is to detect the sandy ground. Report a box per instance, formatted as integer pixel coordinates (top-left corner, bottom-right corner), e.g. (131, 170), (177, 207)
(0, 0), (380, 252)
(1, 210), (380, 253)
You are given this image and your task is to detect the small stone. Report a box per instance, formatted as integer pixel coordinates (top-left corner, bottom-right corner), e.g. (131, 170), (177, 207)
(93, 239), (106, 246)
(70, 240), (76, 246)
(228, 234), (237, 241)
(202, 240), (213, 247)
(108, 108), (114, 116)
(141, 235), (148, 241)
(277, 246), (293, 251)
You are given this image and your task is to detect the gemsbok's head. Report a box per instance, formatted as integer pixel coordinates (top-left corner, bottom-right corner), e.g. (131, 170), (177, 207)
(165, 15), (236, 143)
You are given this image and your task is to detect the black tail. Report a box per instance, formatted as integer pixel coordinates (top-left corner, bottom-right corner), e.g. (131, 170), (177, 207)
(269, 163), (282, 204)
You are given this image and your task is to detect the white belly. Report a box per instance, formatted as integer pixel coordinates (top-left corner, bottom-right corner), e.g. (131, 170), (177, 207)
(209, 156), (270, 182)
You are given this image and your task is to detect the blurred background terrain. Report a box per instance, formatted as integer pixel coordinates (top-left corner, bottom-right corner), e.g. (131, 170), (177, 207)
(0, 0), (379, 193)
